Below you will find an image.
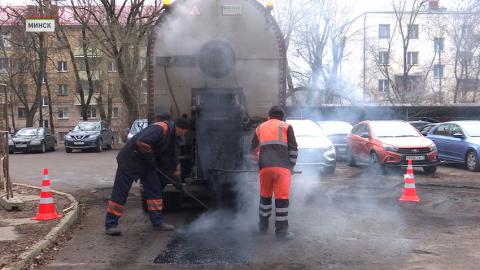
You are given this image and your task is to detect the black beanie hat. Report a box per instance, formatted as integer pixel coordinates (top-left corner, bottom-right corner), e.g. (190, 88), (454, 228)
(174, 117), (191, 130)
(268, 105), (285, 119)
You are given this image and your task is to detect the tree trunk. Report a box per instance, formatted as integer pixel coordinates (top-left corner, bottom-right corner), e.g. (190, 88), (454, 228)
(45, 77), (55, 133)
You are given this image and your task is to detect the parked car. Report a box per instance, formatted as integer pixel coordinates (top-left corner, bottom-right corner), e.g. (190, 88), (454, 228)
(316, 121), (353, 160)
(64, 121), (115, 153)
(127, 118), (148, 140)
(346, 120), (438, 174)
(11, 127), (56, 153)
(419, 123), (441, 136)
(286, 119), (336, 175)
(426, 120), (480, 171)
(409, 120), (433, 131)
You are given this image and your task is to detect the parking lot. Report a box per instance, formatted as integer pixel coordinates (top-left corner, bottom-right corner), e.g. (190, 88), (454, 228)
(8, 150), (480, 269)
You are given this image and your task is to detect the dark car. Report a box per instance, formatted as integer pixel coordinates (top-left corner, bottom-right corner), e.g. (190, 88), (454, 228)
(426, 121), (480, 171)
(346, 120), (438, 174)
(64, 121), (115, 153)
(316, 121), (353, 160)
(11, 127), (56, 153)
(419, 123), (441, 136)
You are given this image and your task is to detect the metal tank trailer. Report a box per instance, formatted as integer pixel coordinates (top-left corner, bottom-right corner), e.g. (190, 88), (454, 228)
(147, 0), (286, 209)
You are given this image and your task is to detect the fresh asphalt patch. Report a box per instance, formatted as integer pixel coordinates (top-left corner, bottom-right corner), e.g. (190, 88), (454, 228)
(154, 229), (250, 266)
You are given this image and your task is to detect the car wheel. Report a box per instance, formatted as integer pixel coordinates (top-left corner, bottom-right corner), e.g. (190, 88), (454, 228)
(345, 147), (357, 167)
(106, 137), (114, 150)
(66, 147), (72, 153)
(423, 165), (437, 174)
(96, 139), (103, 152)
(369, 152), (385, 175)
(322, 166), (335, 176)
(40, 142), (46, 153)
(51, 141), (56, 151)
(465, 150), (480, 172)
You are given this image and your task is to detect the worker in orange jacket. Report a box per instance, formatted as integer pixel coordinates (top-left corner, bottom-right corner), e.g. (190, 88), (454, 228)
(251, 106), (298, 240)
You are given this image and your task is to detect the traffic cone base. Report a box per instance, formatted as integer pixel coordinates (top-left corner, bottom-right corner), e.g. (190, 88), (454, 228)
(32, 168), (62, 221)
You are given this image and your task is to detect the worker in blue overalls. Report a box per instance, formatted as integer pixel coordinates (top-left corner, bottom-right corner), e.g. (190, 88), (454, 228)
(105, 114), (190, 235)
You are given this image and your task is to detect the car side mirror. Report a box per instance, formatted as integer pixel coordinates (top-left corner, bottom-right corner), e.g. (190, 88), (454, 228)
(453, 132), (464, 138)
(360, 132), (369, 139)
(69, 128), (72, 132)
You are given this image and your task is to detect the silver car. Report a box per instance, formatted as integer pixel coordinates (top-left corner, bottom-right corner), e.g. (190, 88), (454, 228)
(287, 119), (336, 175)
(127, 119), (148, 140)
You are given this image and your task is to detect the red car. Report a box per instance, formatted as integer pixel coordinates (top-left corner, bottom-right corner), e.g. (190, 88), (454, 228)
(346, 120), (438, 174)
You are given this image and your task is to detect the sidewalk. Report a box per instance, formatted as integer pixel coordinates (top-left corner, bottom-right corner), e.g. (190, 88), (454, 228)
(0, 184), (78, 270)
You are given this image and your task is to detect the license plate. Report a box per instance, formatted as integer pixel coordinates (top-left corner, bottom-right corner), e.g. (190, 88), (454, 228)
(73, 142), (85, 145)
(15, 144), (27, 148)
(406, 155), (425, 161)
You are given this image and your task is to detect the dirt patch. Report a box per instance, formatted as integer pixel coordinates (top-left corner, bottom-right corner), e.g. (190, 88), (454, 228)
(0, 185), (71, 269)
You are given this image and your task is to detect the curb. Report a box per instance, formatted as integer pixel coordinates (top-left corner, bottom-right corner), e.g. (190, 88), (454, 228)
(4, 184), (79, 270)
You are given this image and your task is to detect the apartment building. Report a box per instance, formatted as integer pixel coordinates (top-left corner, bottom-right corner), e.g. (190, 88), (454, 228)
(352, 0), (480, 104)
(0, 6), (148, 142)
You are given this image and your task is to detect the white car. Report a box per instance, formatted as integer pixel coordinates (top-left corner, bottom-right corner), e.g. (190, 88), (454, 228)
(287, 119), (336, 175)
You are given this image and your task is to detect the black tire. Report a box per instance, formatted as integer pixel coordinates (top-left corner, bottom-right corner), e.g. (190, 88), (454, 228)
(370, 152), (385, 175)
(40, 142), (46, 153)
(51, 141), (56, 152)
(345, 147), (357, 167)
(65, 147), (72, 153)
(322, 166), (336, 176)
(106, 137), (114, 150)
(96, 139), (103, 152)
(465, 150), (480, 172)
(423, 165), (437, 174)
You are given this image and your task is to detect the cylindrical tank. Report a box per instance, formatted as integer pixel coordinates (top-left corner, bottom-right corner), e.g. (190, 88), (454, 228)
(147, 0), (286, 119)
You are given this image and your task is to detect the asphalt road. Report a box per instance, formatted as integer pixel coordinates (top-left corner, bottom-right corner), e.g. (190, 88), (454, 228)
(9, 151), (480, 269)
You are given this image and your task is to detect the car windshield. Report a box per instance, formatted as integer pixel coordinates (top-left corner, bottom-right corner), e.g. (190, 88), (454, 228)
(16, 128), (41, 136)
(317, 121), (352, 135)
(74, 122), (101, 131)
(460, 122), (480, 137)
(131, 120), (148, 133)
(287, 120), (325, 137)
(371, 121), (420, 138)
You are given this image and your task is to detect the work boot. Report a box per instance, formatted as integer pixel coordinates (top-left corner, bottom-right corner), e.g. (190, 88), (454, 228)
(105, 226), (122, 236)
(153, 223), (176, 231)
(276, 231), (294, 241)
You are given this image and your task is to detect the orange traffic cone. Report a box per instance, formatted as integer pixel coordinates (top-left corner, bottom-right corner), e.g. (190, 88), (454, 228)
(399, 160), (420, 202)
(33, 168), (62, 220)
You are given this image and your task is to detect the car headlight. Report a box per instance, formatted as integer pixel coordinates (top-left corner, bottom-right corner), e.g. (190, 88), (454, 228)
(383, 144), (399, 152)
(429, 144), (437, 152)
(30, 139), (42, 145)
(323, 145), (336, 161)
(65, 135), (72, 140)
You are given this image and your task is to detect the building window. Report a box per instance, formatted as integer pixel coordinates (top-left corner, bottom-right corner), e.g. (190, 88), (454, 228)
(42, 76), (47, 84)
(86, 107), (97, 119)
(58, 84), (68, 95)
(0, 58), (10, 73)
(433, 64), (444, 78)
(18, 60), (28, 74)
(407, 24), (419, 39)
(107, 83), (117, 96)
(139, 57), (146, 69)
(107, 61), (117, 72)
(378, 79), (389, 93)
(378, 51), (389, 65)
(379, 24), (390, 39)
(42, 120), (48, 128)
(434, 37), (444, 52)
(0, 33), (11, 48)
(57, 107), (69, 119)
(18, 107), (26, 118)
(407, 51), (418, 65)
(42, 96), (49, 107)
(459, 51), (473, 66)
(112, 107), (119, 118)
(57, 61), (68, 72)
(18, 84), (28, 95)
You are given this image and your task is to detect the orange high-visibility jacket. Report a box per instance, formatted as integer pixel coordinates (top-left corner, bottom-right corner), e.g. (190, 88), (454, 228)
(251, 119), (298, 169)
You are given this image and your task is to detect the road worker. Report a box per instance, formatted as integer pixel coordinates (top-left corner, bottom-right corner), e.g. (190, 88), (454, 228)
(251, 105), (298, 241)
(105, 115), (190, 236)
